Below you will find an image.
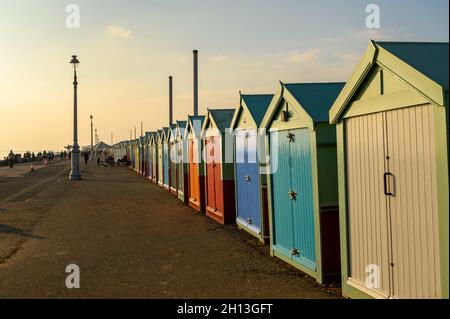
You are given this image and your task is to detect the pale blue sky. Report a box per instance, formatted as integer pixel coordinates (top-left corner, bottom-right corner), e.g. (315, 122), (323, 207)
(0, 0), (448, 154)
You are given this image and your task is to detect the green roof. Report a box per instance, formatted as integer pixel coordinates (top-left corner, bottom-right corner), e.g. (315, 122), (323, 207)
(377, 41), (449, 90)
(209, 109), (235, 131)
(176, 120), (187, 128)
(145, 131), (154, 140)
(242, 94), (274, 126)
(284, 82), (345, 122)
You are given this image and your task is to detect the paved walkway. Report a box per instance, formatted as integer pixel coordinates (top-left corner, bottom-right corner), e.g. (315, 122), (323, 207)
(0, 161), (340, 298)
(0, 162), (49, 178)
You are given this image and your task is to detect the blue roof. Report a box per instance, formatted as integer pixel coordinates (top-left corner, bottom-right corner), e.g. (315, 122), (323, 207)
(242, 94), (274, 126)
(283, 82), (345, 123)
(209, 109), (235, 131)
(377, 41), (449, 90)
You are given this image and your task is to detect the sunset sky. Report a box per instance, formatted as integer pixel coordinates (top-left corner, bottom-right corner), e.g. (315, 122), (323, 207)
(0, 0), (448, 157)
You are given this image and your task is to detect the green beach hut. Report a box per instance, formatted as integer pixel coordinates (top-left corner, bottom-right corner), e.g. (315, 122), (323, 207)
(329, 40), (449, 299)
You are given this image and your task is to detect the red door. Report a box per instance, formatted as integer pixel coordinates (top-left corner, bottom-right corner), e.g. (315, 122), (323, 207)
(213, 137), (224, 215)
(205, 137), (216, 213)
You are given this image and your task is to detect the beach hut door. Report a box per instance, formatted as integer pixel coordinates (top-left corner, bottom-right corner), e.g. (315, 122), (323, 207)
(236, 130), (262, 231)
(345, 104), (440, 299)
(270, 129), (316, 270)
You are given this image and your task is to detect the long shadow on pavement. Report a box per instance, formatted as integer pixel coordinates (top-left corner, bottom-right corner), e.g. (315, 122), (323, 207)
(0, 224), (46, 240)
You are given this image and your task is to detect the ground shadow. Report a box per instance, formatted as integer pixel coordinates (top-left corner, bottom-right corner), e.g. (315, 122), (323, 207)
(0, 224), (45, 239)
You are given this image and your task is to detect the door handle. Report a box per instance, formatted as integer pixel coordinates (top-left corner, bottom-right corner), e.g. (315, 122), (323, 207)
(384, 172), (395, 196)
(245, 175), (251, 182)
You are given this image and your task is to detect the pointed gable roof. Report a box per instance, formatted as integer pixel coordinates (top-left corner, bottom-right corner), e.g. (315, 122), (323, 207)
(377, 42), (449, 90)
(209, 109), (235, 131)
(284, 83), (345, 123)
(231, 93), (274, 129)
(329, 40), (449, 124)
(261, 82), (345, 130)
(186, 115), (205, 139)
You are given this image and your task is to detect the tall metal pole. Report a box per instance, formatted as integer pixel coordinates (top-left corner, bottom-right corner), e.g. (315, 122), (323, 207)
(169, 76), (173, 126)
(90, 115), (94, 159)
(69, 55), (81, 180)
(193, 50), (198, 116)
(90, 115), (93, 147)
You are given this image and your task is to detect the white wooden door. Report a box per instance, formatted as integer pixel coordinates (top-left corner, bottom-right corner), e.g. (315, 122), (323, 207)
(345, 113), (391, 298)
(385, 104), (441, 299)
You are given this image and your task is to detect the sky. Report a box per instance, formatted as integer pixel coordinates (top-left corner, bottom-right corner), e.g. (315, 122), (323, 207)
(0, 0), (448, 157)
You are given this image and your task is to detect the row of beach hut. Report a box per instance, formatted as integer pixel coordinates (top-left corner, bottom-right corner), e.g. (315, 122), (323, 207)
(112, 40), (449, 299)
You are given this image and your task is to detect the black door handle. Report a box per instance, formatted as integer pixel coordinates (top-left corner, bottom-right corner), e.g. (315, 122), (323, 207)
(384, 172), (395, 196)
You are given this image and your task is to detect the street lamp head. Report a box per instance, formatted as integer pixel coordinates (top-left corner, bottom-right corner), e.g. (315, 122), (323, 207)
(70, 55), (80, 70)
(90, 115), (93, 120)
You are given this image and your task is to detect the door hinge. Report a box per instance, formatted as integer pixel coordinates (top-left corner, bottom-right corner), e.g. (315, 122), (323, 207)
(288, 190), (297, 200)
(291, 249), (300, 257)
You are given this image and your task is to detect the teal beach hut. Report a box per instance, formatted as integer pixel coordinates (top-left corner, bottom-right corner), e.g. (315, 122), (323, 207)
(260, 81), (345, 283)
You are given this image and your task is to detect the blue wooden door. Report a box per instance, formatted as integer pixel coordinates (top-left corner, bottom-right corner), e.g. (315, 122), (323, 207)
(270, 130), (294, 257)
(235, 132), (249, 224)
(178, 141), (184, 194)
(290, 128), (316, 271)
(163, 143), (169, 186)
(148, 147), (153, 178)
(246, 131), (261, 229)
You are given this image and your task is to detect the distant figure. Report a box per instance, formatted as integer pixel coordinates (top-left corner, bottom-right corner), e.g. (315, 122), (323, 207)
(97, 156), (100, 166)
(8, 150), (14, 168)
(84, 152), (89, 165)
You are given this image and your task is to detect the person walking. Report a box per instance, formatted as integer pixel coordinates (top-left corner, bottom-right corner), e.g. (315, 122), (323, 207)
(84, 151), (89, 165)
(8, 150), (14, 168)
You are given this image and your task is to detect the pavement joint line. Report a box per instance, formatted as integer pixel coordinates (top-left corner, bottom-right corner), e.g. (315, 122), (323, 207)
(0, 166), (70, 202)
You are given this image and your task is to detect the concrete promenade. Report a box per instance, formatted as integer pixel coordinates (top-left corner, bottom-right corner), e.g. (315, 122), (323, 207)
(0, 160), (340, 298)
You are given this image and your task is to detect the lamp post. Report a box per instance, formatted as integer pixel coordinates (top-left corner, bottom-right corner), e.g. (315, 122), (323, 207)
(90, 115), (94, 159)
(69, 55), (81, 180)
